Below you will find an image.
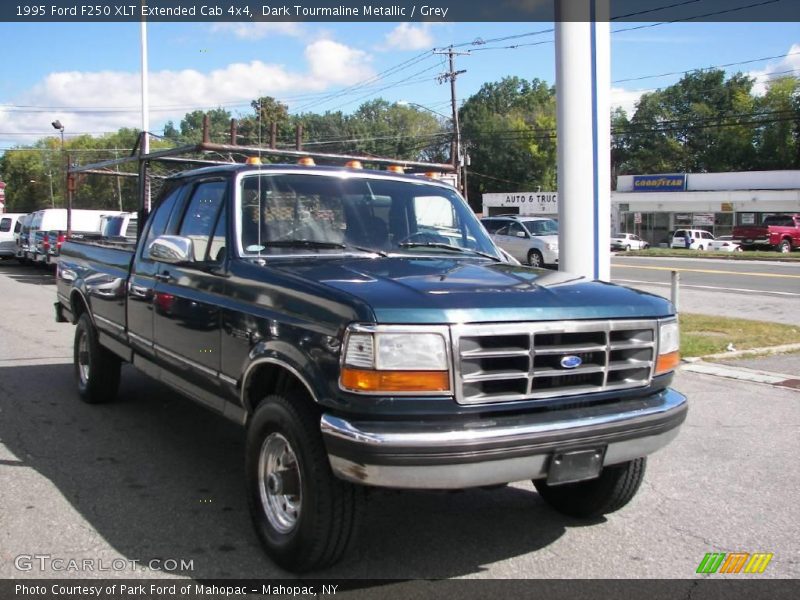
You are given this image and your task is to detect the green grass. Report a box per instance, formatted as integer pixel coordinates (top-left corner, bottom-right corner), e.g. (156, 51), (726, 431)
(623, 247), (800, 261)
(680, 314), (800, 358)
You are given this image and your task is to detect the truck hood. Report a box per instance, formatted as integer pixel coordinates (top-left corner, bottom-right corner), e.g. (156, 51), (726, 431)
(272, 256), (673, 324)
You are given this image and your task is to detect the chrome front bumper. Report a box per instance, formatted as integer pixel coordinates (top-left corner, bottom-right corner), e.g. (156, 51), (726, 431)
(321, 388), (687, 489)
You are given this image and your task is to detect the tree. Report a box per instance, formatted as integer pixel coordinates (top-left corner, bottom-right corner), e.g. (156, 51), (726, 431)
(460, 77), (557, 209)
(619, 70), (761, 174)
(754, 76), (800, 169)
(163, 107), (233, 144)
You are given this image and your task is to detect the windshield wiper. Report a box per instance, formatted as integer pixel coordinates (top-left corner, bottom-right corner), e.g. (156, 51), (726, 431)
(260, 239), (387, 256)
(398, 242), (500, 262)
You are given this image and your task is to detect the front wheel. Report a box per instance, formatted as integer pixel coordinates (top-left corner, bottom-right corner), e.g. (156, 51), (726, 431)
(534, 457), (646, 518)
(527, 249), (544, 268)
(246, 394), (364, 572)
(778, 239), (791, 253)
(74, 313), (121, 404)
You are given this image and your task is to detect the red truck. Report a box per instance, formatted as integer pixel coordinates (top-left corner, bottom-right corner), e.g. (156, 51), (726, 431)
(732, 214), (800, 253)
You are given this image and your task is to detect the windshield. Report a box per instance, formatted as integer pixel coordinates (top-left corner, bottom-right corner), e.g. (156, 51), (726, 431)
(522, 219), (558, 236)
(236, 173), (501, 259)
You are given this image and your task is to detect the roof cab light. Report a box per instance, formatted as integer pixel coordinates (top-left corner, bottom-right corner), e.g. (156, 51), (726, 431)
(387, 165), (405, 173)
(340, 329), (450, 394)
(245, 156), (262, 165)
(655, 319), (680, 375)
(345, 160), (363, 169)
(297, 157), (315, 166)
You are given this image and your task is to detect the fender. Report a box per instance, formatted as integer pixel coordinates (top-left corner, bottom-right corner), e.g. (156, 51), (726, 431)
(240, 339), (329, 413)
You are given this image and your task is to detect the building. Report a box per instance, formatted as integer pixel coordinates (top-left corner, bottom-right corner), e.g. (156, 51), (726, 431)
(612, 171), (800, 245)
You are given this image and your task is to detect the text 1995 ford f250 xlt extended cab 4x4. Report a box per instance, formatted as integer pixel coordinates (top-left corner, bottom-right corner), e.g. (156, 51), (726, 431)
(55, 161), (687, 572)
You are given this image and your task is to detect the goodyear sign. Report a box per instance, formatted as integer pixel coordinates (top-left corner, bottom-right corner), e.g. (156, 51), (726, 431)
(633, 174), (686, 192)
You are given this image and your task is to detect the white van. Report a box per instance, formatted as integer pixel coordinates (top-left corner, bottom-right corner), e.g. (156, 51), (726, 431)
(0, 213), (26, 259)
(25, 209), (123, 263)
(670, 229), (716, 251)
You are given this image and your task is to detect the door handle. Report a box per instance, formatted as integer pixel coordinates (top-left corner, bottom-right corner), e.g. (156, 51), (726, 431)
(154, 272), (172, 282)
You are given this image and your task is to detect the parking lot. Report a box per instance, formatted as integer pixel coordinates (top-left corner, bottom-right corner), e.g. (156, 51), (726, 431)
(0, 260), (798, 580)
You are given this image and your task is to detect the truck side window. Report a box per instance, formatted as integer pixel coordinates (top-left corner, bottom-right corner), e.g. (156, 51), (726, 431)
(142, 186), (182, 260)
(178, 181), (227, 261)
(0, 218), (11, 232)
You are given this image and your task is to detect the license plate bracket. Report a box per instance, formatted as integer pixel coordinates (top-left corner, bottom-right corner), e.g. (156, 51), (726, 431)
(546, 448), (605, 485)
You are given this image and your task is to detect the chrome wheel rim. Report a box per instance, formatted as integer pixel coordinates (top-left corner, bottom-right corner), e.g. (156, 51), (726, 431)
(529, 252), (541, 267)
(77, 330), (90, 385)
(258, 432), (302, 534)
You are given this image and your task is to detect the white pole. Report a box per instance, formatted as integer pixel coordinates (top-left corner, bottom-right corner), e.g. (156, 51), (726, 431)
(555, 0), (611, 281)
(140, 11), (151, 210)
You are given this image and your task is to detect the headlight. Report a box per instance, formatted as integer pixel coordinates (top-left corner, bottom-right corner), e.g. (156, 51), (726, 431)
(655, 319), (680, 374)
(546, 243), (558, 251)
(341, 327), (450, 394)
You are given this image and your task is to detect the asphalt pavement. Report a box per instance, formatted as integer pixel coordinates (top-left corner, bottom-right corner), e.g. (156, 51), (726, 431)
(0, 259), (798, 580)
(611, 255), (800, 325)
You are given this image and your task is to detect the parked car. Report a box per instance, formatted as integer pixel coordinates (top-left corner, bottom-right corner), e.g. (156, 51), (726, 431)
(0, 213), (26, 260)
(670, 229), (715, 250)
(15, 214), (33, 263)
(611, 232), (649, 251)
(707, 235), (742, 252)
(25, 208), (123, 263)
(481, 215), (559, 267)
(732, 214), (800, 253)
(56, 161), (686, 573)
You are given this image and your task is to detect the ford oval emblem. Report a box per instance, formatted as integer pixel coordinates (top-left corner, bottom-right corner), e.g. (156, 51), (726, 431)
(560, 355), (583, 369)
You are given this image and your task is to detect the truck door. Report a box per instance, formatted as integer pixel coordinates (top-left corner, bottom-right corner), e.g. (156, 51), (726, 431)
(152, 179), (228, 413)
(127, 184), (184, 358)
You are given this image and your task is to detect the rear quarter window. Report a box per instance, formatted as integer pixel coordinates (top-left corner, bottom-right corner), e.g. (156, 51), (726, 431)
(0, 218), (11, 233)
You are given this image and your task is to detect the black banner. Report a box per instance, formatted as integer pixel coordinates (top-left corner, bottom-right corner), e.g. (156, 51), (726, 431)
(3, 579), (800, 600)
(2, 0), (800, 22)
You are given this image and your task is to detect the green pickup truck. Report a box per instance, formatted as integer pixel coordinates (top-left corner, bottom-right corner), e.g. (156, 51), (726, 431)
(56, 161), (687, 572)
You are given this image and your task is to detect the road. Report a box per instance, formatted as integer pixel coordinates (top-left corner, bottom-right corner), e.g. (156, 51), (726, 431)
(0, 260), (798, 581)
(611, 256), (800, 325)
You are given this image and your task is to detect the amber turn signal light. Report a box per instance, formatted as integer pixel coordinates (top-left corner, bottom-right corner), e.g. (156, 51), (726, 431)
(655, 351), (680, 375)
(341, 368), (450, 393)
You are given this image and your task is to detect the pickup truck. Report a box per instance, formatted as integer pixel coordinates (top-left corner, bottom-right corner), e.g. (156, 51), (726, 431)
(55, 162), (687, 572)
(732, 214), (800, 252)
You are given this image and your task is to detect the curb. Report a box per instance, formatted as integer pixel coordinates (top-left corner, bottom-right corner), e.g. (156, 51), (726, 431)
(680, 343), (800, 390)
(683, 342), (800, 362)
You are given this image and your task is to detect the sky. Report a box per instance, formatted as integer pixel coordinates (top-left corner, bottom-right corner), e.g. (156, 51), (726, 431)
(0, 19), (798, 155)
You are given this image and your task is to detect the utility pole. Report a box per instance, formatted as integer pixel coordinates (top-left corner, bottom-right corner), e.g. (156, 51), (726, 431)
(435, 46), (468, 199)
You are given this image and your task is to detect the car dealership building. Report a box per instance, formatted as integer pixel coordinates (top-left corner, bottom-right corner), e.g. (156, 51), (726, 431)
(481, 170), (800, 246)
(611, 170), (800, 245)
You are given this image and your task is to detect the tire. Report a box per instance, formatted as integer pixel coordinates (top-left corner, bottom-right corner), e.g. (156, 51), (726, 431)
(527, 249), (544, 268)
(697, 245), (704, 251)
(534, 457), (646, 519)
(778, 239), (791, 253)
(246, 393), (365, 573)
(625, 245), (631, 251)
(74, 313), (121, 404)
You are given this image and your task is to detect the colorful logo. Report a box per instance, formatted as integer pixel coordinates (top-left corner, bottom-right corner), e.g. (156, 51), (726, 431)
(696, 552), (773, 574)
(560, 355), (583, 369)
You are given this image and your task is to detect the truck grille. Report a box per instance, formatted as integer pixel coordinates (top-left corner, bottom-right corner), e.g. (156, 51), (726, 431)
(452, 320), (657, 404)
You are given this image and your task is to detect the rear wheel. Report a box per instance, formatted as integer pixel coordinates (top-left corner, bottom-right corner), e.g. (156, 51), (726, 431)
(534, 457), (646, 518)
(74, 313), (121, 404)
(625, 245), (631, 251)
(527, 249), (544, 268)
(246, 393), (365, 572)
(778, 239), (792, 253)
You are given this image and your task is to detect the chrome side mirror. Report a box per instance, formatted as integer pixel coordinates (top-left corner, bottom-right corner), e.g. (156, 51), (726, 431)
(148, 235), (194, 264)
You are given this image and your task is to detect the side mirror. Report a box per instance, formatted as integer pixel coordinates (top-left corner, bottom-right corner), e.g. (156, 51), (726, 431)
(148, 235), (194, 264)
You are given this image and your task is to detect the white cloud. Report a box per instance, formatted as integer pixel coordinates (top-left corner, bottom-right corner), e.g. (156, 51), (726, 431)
(747, 43), (800, 95)
(305, 39), (373, 85)
(0, 42), (374, 142)
(610, 86), (650, 117)
(210, 22), (305, 40)
(382, 23), (435, 51)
